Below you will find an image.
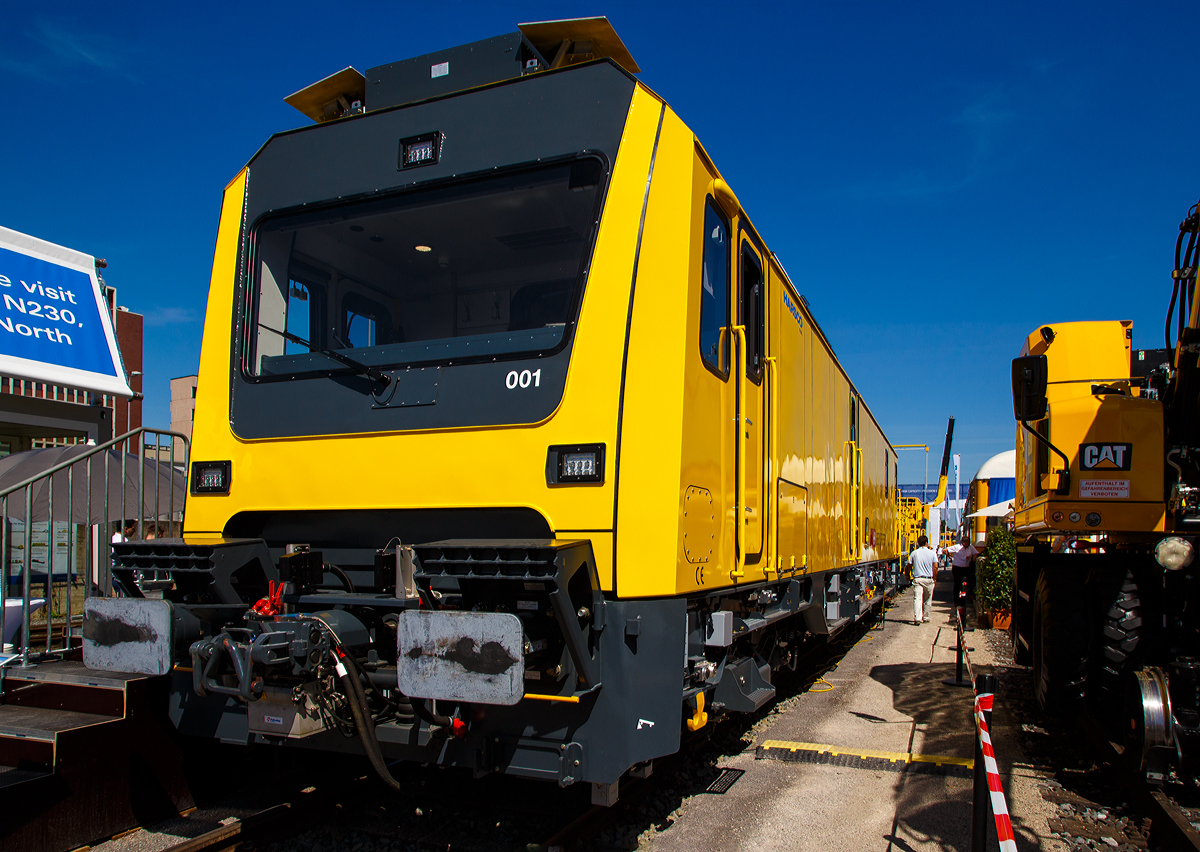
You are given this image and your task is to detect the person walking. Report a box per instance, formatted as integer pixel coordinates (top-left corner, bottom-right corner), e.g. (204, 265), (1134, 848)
(949, 535), (979, 603)
(907, 534), (938, 625)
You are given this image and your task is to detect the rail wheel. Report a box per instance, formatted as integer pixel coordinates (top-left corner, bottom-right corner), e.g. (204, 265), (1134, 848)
(1033, 568), (1088, 714)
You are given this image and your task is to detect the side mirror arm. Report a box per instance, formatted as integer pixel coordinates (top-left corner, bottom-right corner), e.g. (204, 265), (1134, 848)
(1019, 419), (1071, 496)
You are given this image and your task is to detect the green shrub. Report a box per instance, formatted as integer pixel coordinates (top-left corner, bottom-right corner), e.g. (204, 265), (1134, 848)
(977, 525), (1017, 613)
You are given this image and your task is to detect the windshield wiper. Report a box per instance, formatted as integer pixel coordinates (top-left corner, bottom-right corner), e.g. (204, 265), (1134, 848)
(257, 325), (391, 389)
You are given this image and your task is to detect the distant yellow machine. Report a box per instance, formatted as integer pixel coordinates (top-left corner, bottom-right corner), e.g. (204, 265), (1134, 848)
(896, 416), (955, 552)
(1010, 197), (1200, 782)
(93, 18), (903, 799)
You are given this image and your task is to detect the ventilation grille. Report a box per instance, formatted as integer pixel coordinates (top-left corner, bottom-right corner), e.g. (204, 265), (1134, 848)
(414, 541), (565, 578)
(113, 540), (217, 573)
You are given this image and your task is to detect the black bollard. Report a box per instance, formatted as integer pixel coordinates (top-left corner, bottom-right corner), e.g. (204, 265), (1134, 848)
(971, 673), (998, 852)
(942, 608), (973, 687)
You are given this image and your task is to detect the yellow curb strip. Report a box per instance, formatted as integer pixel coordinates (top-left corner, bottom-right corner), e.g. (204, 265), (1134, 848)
(759, 739), (974, 768)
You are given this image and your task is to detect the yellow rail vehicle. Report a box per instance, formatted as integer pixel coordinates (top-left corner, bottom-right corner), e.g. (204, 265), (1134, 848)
(94, 20), (899, 797)
(1009, 204), (1200, 781)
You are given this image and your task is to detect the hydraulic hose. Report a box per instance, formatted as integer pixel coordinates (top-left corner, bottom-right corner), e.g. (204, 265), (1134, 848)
(334, 650), (402, 791)
(411, 696), (454, 729)
(326, 563), (356, 593)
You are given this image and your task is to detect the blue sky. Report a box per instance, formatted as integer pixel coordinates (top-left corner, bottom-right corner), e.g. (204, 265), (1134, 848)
(2, 2), (1197, 483)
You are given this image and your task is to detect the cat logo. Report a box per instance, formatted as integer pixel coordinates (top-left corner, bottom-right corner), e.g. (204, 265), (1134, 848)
(1079, 443), (1132, 471)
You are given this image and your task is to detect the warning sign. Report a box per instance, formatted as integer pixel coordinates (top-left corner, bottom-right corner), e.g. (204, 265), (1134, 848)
(1079, 479), (1130, 499)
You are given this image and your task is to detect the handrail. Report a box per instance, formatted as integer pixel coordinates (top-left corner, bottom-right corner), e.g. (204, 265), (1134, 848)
(731, 324), (747, 581)
(763, 355), (778, 578)
(843, 440), (857, 561)
(855, 444), (863, 559)
(0, 426), (189, 670)
(0, 427), (190, 500)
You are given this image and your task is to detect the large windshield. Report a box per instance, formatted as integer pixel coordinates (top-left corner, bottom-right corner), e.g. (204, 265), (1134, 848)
(246, 158), (604, 379)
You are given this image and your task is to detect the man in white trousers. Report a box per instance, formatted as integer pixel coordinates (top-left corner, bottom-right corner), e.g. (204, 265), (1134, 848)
(907, 534), (938, 625)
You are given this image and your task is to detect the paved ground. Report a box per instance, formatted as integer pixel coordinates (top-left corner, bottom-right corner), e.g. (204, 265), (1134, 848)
(638, 578), (1065, 852)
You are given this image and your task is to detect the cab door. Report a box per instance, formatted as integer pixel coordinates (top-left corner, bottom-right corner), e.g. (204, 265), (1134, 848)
(846, 393), (862, 562)
(738, 235), (767, 564)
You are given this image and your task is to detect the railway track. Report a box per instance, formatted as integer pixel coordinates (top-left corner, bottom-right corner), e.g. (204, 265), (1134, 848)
(158, 804), (296, 852)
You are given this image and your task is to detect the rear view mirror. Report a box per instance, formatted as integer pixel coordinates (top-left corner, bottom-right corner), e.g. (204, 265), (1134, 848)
(1012, 355), (1048, 421)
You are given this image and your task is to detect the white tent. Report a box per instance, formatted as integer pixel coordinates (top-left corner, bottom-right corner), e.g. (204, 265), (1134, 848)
(966, 500), (1014, 519)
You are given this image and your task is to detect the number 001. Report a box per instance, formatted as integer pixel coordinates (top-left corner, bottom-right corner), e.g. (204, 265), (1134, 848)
(505, 369), (541, 389)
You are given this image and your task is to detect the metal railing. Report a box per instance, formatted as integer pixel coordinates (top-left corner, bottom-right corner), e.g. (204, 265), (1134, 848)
(0, 427), (189, 668)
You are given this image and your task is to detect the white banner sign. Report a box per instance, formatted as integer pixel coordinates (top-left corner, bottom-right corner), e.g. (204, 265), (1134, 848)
(1079, 479), (1130, 499)
(0, 225), (132, 397)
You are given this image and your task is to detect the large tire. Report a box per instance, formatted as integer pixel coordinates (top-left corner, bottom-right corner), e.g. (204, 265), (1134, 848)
(1095, 570), (1144, 701)
(1012, 565), (1032, 666)
(1033, 568), (1089, 714)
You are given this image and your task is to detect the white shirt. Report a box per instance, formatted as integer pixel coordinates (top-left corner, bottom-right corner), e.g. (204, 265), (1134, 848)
(112, 532), (126, 544)
(907, 546), (938, 579)
(950, 544), (978, 567)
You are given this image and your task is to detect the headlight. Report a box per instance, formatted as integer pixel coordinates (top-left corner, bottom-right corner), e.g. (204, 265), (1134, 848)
(190, 460), (231, 494)
(1155, 536), (1195, 571)
(546, 444), (605, 484)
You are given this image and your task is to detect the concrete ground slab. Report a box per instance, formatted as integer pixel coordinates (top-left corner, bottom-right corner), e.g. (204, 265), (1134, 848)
(641, 579), (1068, 851)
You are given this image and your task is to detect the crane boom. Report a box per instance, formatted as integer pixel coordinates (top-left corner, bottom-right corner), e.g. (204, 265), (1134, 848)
(931, 416), (955, 507)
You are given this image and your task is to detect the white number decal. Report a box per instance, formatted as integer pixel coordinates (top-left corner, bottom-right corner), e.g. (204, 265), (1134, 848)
(505, 368), (542, 390)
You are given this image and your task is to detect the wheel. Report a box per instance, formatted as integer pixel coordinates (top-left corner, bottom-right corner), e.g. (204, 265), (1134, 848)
(1011, 563), (1032, 666)
(1032, 568), (1089, 714)
(1098, 571), (1144, 689)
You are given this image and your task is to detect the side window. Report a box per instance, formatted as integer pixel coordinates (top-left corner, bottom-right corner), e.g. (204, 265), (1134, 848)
(739, 244), (764, 382)
(699, 201), (730, 375)
(341, 291), (395, 350)
(347, 310), (375, 348)
(285, 280), (315, 355)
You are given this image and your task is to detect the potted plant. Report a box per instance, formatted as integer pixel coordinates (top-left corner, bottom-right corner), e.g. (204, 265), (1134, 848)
(976, 524), (1016, 629)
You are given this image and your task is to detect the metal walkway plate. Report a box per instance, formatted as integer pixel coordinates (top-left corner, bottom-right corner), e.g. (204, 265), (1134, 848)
(0, 763), (52, 790)
(2, 659), (146, 689)
(0, 705), (118, 741)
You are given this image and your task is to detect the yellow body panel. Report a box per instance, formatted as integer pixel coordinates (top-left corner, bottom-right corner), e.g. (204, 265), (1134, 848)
(1013, 320), (1167, 536)
(187, 80), (898, 600)
(187, 86), (667, 592)
(614, 102), (692, 597)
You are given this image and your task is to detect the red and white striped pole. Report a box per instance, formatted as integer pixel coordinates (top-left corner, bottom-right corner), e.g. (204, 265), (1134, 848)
(972, 675), (1017, 852)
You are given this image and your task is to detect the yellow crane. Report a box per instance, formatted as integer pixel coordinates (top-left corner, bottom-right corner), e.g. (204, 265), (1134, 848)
(896, 417), (955, 553)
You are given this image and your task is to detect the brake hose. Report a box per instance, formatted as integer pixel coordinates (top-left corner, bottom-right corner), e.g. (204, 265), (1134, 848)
(411, 696), (456, 729)
(326, 563), (356, 593)
(333, 649), (402, 791)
